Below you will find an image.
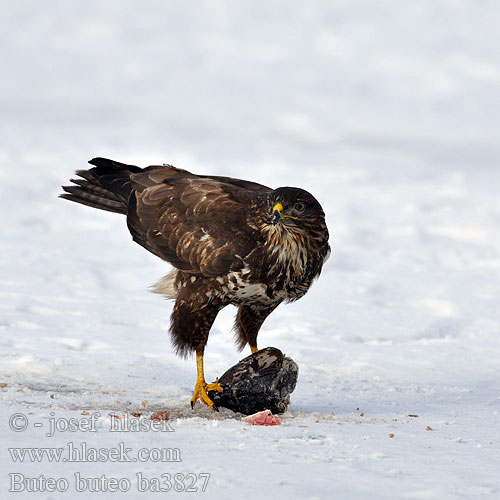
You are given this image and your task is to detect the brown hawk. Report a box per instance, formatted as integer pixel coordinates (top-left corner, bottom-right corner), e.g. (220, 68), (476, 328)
(60, 158), (330, 410)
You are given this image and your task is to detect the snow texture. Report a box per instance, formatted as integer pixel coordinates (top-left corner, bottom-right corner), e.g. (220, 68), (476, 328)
(1, 1), (499, 499)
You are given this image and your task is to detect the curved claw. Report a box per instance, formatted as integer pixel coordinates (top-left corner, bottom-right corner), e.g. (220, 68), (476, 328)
(190, 380), (223, 411)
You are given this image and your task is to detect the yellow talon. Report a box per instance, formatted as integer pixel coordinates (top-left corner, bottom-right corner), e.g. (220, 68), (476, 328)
(190, 380), (222, 411)
(206, 381), (223, 393)
(190, 352), (223, 411)
(250, 344), (258, 354)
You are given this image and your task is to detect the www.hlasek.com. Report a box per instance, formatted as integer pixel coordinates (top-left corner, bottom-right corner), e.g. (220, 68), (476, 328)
(9, 441), (181, 463)
(9, 472), (211, 493)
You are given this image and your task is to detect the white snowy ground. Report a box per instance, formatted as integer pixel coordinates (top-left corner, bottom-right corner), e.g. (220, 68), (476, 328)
(1, 2), (500, 499)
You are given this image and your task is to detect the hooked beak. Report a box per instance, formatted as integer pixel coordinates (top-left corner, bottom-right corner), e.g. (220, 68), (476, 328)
(271, 202), (298, 225)
(271, 203), (283, 225)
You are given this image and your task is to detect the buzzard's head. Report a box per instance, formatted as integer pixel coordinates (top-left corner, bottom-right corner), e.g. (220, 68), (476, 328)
(269, 187), (326, 229)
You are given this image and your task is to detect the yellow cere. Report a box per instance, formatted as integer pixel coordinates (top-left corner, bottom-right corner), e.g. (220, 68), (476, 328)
(273, 202), (298, 220)
(272, 203), (284, 213)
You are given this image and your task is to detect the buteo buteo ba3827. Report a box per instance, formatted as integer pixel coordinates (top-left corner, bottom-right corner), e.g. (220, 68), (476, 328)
(60, 158), (330, 410)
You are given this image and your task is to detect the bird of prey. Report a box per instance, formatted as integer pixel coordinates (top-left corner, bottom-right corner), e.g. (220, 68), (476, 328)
(60, 158), (330, 410)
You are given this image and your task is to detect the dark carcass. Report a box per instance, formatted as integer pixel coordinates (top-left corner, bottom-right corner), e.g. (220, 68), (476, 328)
(208, 347), (298, 415)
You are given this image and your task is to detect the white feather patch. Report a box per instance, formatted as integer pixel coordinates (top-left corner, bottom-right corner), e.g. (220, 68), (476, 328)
(150, 268), (178, 299)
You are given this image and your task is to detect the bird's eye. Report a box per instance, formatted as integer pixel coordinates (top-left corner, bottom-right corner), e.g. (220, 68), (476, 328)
(294, 202), (306, 212)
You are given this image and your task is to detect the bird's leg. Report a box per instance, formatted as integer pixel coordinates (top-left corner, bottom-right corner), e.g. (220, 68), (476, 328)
(235, 304), (281, 355)
(190, 350), (223, 411)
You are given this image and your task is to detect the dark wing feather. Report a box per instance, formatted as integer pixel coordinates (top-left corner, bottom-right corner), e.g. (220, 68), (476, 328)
(126, 169), (268, 276)
(200, 175), (271, 193)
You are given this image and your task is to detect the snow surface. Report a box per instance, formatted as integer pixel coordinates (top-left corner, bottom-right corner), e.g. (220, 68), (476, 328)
(1, 1), (500, 499)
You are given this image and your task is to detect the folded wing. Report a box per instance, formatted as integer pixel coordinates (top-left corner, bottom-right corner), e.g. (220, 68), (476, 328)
(127, 169), (271, 276)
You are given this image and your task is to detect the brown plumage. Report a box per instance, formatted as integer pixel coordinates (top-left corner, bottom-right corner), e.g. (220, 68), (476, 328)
(60, 157), (330, 410)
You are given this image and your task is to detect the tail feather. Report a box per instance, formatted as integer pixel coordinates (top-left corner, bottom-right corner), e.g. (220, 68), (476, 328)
(59, 157), (143, 214)
(66, 176), (122, 201)
(59, 187), (126, 213)
(88, 157), (141, 172)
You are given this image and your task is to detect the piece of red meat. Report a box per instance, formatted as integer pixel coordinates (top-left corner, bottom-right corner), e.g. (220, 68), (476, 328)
(243, 409), (281, 426)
